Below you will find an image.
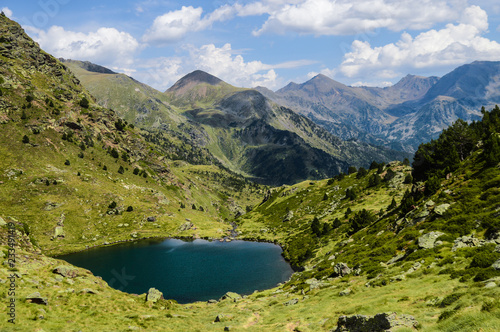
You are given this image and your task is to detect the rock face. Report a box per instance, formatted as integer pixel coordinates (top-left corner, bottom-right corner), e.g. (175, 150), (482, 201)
(334, 312), (419, 331)
(492, 259), (500, 270)
(146, 288), (163, 303)
(418, 231), (444, 249)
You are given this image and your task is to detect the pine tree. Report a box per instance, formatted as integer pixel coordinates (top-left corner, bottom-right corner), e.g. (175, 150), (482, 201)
(332, 218), (341, 229)
(485, 134), (500, 166)
(349, 209), (376, 235)
(22, 135), (29, 144)
(311, 217), (322, 237)
(369, 161), (379, 170)
(344, 207), (352, 218)
(356, 167), (368, 179)
(368, 174), (381, 187)
(425, 176), (441, 196)
(110, 148), (119, 158)
(79, 97), (89, 108)
(400, 190), (415, 214)
(387, 197), (397, 210)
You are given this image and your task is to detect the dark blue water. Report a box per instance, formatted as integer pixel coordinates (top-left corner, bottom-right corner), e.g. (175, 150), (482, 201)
(58, 238), (293, 303)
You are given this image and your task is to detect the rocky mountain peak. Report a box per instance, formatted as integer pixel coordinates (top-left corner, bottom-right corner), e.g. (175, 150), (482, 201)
(166, 70), (223, 93)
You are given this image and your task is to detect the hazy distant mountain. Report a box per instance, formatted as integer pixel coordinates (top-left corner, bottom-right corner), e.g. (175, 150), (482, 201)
(257, 73), (440, 150)
(261, 62), (500, 153)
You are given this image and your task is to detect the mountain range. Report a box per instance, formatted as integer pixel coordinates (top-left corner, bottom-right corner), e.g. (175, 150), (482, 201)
(258, 62), (500, 153)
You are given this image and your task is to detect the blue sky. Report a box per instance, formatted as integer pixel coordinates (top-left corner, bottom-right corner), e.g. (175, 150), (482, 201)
(3, 1), (500, 91)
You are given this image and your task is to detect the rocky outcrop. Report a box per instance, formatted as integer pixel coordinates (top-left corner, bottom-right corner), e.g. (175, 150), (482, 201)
(339, 288), (352, 296)
(26, 292), (48, 305)
(306, 278), (328, 290)
(332, 263), (352, 277)
(418, 231), (444, 249)
(146, 288), (163, 303)
(219, 292), (242, 302)
(53, 226), (65, 239)
(283, 298), (299, 306)
(334, 312), (419, 331)
(451, 234), (500, 252)
(434, 203), (451, 216)
(179, 221), (194, 231)
(53, 265), (79, 278)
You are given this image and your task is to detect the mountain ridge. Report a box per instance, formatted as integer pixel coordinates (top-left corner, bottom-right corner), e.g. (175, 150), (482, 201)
(65, 62), (409, 185)
(263, 63), (500, 152)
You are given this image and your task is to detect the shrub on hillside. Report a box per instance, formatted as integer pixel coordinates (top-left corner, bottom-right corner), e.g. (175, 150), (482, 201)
(79, 97), (89, 108)
(349, 209), (376, 235)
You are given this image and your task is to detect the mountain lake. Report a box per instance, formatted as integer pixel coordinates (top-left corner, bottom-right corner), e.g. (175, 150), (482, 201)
(58, 238), (294, 303)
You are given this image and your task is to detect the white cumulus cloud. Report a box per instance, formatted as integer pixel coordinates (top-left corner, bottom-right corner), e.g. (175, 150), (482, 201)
(187, 43), (280, 88)
(27, 26), (140, 68)
(248, 0), (463, 36)
(338, 5), (500, 79)
(142, 5), (235, 46)
(134, 43), (312, 90)
(1, 7), (13, 18)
